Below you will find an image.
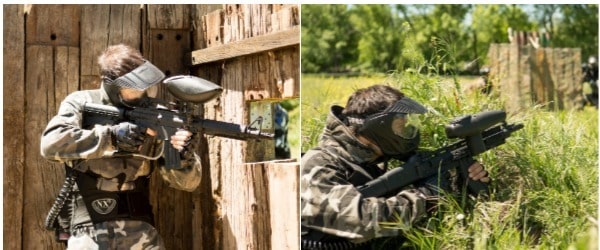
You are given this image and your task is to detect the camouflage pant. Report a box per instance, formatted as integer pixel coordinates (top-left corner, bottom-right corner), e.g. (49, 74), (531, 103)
(68, 220), (165, 250)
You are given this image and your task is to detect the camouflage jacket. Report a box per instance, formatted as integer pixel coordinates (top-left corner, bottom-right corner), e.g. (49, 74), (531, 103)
(301, 105), (429, 244)
(40, 85), (201, 227)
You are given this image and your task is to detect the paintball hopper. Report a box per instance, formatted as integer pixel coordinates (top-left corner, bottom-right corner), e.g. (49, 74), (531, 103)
(445, 110), (506, 155)
(163, 75), (223, 103)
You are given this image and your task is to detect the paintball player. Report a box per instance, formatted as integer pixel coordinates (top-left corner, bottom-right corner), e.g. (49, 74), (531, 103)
(40, 44), (201, 249)
(274, 103), (291, 159)
(301, 84), (490, 249)
(583, 56), (598, 108)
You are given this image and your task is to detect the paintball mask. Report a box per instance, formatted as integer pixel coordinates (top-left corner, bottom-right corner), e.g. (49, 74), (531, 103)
(103, 60), (166, 107)
(356, 97), (428, 159)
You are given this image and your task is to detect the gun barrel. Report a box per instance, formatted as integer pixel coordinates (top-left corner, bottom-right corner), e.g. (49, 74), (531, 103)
(198, 119), (274, 140)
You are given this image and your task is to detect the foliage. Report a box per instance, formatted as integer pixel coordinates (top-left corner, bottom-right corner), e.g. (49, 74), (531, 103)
(301, 4), (598, 74)
(471, 5), (532, 66)
(349, 5), (406, 72)
(552, 4), (599, 59)
(301, 5), (358, 73)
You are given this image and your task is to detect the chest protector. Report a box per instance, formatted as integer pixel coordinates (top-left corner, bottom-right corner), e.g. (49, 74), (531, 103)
(76, 171), (154, 225)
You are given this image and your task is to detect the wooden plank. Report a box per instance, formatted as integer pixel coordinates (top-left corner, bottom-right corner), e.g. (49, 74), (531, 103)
(146, 29), (191, 78)
(144, 5), (195, 250)
(223, 161), (271, 250)
(248, 4), (271, 37)
(242, 48), (299, 100)
(203, 9), (224, 48)
(3, 4), (25, 250)
(192, 6), (226, 250)
(267, 161), (300, 250)
(571, 49), (583, 109)
(54, 46), (80, 113)
(505, 43), (518, 112)
(25, 4), (79, 46)
(192, 4), (222, 50)
(192, 64), (223, 250)
(80, 4), (110, 84)
(190, 26), (299, 65)
(530, 49), (544, 105)
(80, 5), (141, 90)
(541, 48), (555, 110)
(554, 49), (564, 109)
(276, 46), (299, 98)
(224, 4), (245, 43)
(565, 49), (582, 110)
(147, 4), (191, 29)
(220, 58), (249, 250)
(486, 43), (499, 89)
(515, 46), (529, 110)
(270, 5), (299, 32)
(24, 45), (65, 250)
(25, 5), (82, 249)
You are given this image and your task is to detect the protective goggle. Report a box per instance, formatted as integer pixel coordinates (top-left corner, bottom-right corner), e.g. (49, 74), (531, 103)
(391, 113), (421, 139)
(353, 97), (427, 156)
(361, 112), (422, 140)
(105, 60), (165, 91)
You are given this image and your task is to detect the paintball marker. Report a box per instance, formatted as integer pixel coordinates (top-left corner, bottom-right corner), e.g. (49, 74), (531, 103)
(358, 110), (523, 198)
(83, 75), (274, 170)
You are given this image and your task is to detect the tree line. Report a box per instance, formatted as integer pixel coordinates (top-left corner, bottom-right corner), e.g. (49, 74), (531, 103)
(301, 4), (599, 74)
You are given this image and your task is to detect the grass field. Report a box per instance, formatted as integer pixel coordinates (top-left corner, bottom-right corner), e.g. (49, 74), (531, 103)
(301, 74), (598, 249)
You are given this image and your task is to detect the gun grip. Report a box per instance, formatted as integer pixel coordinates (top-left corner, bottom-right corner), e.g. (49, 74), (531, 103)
(162, 127), (183, 170)
(164, 143), (183, 170)
(459, 158), (490, 198)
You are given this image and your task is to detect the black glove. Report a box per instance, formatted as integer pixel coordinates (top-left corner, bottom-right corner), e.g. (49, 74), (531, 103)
(110, 122), (147, 152)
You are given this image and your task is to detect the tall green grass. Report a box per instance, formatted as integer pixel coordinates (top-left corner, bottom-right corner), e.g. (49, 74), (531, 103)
(301, 73), (598, 249)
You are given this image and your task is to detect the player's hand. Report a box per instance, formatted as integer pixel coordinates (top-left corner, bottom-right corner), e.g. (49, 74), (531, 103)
(171, 129), (193, 151)
(468, 161), (490, 183)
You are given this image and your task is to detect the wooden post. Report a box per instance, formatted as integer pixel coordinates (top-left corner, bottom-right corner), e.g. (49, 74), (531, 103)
(3, 4), (25, 250)
(195, 4), (299, 250)
(144, 4), (196, 250)
(267, 161), (300, 250)
(488, 41), (583, 112)
(192, 4), (227, 250)
(222, 160), (299, 250)
(565, 48), (583, 110)
(23, 5), (81, 250)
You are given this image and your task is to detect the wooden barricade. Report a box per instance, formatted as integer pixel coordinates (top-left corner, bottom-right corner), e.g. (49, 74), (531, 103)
(487, 43), (582, 113)
(3, 4), (299, 250)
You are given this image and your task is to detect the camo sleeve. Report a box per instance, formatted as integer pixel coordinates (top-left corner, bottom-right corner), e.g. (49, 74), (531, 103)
(301, 153), (429, 243)
(40, 91), (117, 162)
(157, 152), (202, 192)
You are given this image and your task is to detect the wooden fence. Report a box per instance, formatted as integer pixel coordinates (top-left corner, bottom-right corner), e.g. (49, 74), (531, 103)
(487, 42), (583, 113)
(4, 4), (299, 250)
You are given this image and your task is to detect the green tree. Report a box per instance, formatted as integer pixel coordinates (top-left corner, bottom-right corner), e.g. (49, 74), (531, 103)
(471, 5), (532, 66)
(552, 4), (598, 60)
(301, 5), (358, 73)
(299, 4), (598, 74)
(348, 5), (406, 72)
(403, 5), (472, 74)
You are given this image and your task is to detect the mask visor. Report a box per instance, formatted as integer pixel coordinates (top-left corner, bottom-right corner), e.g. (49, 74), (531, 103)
(390, 113), (421, 139)
(108, 61), (165, 90)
